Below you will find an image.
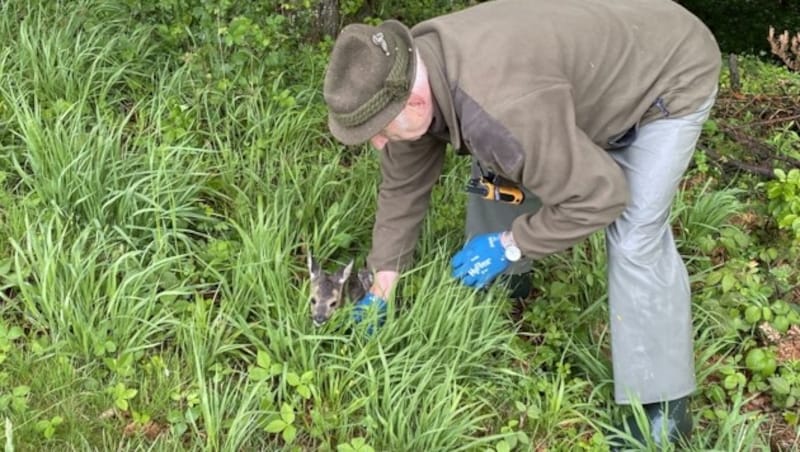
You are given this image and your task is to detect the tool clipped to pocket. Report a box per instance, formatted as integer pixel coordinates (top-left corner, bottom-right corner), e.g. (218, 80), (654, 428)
(466, 173), (525, 205)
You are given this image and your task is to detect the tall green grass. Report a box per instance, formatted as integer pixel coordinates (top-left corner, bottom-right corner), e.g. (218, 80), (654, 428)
(0, 1), (787, 451)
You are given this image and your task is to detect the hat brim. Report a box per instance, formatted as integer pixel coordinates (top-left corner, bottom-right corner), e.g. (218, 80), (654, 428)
(328, 20), (417, 146)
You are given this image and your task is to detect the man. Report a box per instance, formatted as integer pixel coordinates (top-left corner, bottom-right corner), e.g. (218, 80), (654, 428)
(322, 0), (720, 447)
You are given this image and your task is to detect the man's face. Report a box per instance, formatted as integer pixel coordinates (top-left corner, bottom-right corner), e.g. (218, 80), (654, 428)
(369, 97), (432, 150)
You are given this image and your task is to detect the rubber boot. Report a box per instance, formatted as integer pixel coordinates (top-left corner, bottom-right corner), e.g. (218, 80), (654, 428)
(496, 272), (533, 300)
(611, 396), (692, 450)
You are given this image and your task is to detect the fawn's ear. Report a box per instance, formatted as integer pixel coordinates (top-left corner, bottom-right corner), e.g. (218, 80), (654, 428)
(337, 260), (354, 285)
(307, 254), (321, 280)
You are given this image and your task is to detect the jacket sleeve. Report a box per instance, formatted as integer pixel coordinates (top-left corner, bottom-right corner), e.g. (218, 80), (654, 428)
(506, 84), (629, 258)
(367, 135), (447, 271)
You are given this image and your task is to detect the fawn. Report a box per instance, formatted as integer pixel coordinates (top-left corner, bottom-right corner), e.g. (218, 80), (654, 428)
(307, 254), (373, 327)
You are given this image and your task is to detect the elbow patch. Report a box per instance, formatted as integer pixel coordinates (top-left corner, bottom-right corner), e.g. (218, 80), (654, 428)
(453, 87), (524, 176)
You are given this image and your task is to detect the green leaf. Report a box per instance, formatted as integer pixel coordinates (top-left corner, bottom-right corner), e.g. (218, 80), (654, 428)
(282, 424), (297, 443)
(723, 374), (740, 390)
(337, 445), (356, 452)
(167, 410), (183, 424)
(495, 440), (511, 452)
(761, 357), (777, 377)
(770, 376), (791, 395)
(705, 271), (723, 286)
(172, 422), (188, 437)
(6, 326), (22, 340)
(721, 273), (736, 293)
(745, 348), (767, 372)
(788, 169), (800, 184)
(301, 370), (314, 383)
(297, 384), (311, 399)
(12, 386), (30, 396)
(744, 305), (761, 324)
(115, 398), (129, 411)
(772, 301), (790, 315)
(280, 403), (295, 424)
(11, 395), (28, 412)
(256, 350), (271, 369)
(250, 366), (270, 381)
(286, 372), (301, 386)
(265, 420), (286, 433)
(779, 214), (797, 229)
(774, 315), (790, 333)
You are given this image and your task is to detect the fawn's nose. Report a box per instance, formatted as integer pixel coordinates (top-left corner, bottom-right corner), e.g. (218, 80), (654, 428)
(313, 314), (328, 326)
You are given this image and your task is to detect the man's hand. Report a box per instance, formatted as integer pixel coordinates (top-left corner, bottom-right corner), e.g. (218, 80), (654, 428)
(351, 270), (397, 335)
(352, 293), (387, 335)
(451, 232), (511, 288)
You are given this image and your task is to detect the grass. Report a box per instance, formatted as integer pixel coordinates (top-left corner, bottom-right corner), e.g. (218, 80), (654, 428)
(1, 1), (799, 451)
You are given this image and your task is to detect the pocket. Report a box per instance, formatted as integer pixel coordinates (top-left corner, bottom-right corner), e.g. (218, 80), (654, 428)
(607, 124), (638, 150)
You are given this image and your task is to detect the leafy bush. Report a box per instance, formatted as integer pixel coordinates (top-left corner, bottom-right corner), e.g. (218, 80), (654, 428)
(678, 0), (800, 54)
(767, 168), (800, 241)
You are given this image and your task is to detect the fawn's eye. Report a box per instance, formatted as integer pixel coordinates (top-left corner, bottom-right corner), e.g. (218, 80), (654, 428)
(330, 300), (338, 307)
(310, 298), (317, 305)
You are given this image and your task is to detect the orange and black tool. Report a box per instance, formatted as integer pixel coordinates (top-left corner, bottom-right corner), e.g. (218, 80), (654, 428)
(466, 176), (525, 205)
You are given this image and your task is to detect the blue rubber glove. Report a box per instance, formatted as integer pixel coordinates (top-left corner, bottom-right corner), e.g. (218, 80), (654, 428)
(451, 232), (511, 289)
(352, 292), (387, 335)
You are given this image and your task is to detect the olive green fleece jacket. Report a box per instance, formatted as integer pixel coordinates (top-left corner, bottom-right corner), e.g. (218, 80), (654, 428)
(366, 0), (721, 272)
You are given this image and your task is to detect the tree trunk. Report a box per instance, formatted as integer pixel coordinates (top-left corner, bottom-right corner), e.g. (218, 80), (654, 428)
(318, 0), (340, 39)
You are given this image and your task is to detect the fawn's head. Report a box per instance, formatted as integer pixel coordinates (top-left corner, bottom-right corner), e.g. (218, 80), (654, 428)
(307, 254), (353, 327)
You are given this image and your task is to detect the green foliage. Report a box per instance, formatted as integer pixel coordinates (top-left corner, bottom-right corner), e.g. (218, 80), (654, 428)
(264, 403), (298, 444)
(677, 0), (800, 54)
(337, 436), (376, 452)
(34, 416), (63, 440)
(248, 350), (283, 382)
(0, 386), (30, 415)
(745, 347), (778, 378)
(768, 361), (800, 410)
(108, 383), (138, 411)
(0, 321), (22, 366)
(767, 168), (800, 241)
(0, 0), (798, 450)
(494, 417), (530, 452)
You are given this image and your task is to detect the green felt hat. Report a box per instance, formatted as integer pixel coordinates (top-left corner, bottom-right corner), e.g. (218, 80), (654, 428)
(324, 20), (416, 145)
